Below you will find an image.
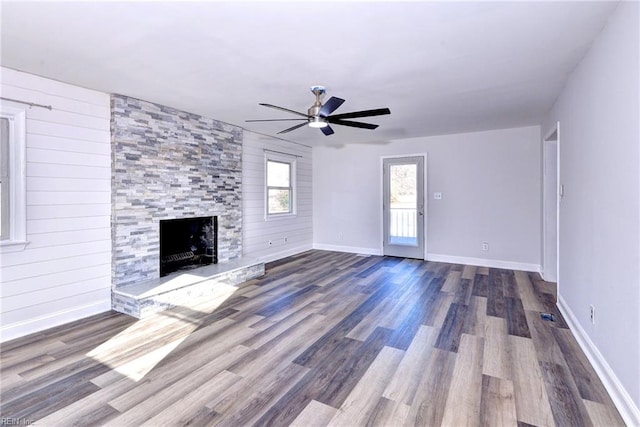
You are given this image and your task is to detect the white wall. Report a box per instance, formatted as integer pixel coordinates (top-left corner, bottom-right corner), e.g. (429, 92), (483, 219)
(242, 131), (313, 262)
(0, 68), (111, 342)
(542, 2), (640, 422)
(313, 126), (541, 271)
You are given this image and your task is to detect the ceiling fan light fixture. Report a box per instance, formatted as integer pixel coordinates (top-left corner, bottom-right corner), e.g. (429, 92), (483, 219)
(308, 117), (328, 128)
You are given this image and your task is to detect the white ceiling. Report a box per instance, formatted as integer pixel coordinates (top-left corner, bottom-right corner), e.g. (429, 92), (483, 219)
(1, 1), (618, 147)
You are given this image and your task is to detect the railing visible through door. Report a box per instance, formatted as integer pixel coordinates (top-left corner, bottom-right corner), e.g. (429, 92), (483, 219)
(390, 208), (417, 238)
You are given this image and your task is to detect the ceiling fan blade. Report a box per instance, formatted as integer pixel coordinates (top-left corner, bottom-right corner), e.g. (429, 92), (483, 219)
(319, 97), (345, 117)
(328, 108), (391, 120)
(277, 122), (308, 134)
(259, 103), (309, 118)
(328, 118), (379, 130)
(245, 118), (307, 122)
(320, 125), (335, 136)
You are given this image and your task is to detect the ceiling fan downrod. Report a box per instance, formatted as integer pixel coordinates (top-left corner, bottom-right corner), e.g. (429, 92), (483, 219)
(308, 85), (328, 128)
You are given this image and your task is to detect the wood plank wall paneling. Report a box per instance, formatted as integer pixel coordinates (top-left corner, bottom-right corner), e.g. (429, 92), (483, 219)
(0, 67), (111, 342)
(242, 131), (313, 261)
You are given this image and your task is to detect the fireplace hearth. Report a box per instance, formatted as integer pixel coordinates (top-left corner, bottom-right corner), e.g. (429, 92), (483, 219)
(159, 216), (218, 277)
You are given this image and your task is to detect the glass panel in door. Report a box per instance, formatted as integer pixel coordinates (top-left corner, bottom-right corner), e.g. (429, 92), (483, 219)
(389, 163), (418, 246)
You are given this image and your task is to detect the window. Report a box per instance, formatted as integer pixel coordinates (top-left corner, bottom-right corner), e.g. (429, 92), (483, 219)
(1, 117), (9, 239)
(265, 154), (296, 217)
(0, 104), (27, 252)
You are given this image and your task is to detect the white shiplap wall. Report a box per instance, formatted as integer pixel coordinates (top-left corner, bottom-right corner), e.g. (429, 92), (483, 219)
(0, 67), (111, 342)
(242, 131), (313, 262)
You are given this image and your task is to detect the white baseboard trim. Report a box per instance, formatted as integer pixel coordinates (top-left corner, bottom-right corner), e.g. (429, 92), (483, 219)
(309, 247), (540, 272)
(257, 243), (314, 263)
(426, 253), (540, 272)
(313, 243), (382, 256)
(540, 271), (558, 283)
(0, 299), (112, 343)
(557, 295), (640, 426)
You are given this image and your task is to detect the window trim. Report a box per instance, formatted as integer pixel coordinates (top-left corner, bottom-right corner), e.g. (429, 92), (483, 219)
(265, 152), (297, 220)
(0, 104), (28, 252)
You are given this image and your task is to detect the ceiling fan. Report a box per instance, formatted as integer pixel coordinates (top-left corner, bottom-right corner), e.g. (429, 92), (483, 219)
(246, 86), (391, 136)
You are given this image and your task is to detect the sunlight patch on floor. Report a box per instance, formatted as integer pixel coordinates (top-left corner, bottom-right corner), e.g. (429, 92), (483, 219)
(112, 338), (187, 382)
(87, 284), (239, 382)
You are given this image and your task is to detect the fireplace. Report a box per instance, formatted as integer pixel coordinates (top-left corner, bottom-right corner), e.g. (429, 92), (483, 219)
(159, 216), (218, 277)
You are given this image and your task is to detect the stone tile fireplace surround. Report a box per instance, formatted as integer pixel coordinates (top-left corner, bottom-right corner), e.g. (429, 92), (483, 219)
(110, 95), (263, 317)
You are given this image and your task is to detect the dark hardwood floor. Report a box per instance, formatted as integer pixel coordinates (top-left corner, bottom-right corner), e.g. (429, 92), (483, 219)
(0, 250), (624, 426)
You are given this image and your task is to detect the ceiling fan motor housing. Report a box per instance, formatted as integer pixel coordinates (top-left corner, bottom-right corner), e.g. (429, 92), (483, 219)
(308, 104), (322, 117)
(309, 86), (325, 116)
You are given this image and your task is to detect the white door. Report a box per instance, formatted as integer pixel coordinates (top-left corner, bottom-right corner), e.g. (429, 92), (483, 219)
(543, 129), (558, 283)
(383, 156), (425, 259)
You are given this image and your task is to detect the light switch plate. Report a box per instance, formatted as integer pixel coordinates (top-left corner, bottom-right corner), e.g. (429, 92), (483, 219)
(434, 192), (442, 200)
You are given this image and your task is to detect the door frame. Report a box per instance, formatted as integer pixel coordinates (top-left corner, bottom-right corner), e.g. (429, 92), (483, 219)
(379, 153), (428, 259)
(542, 122), (560, 296)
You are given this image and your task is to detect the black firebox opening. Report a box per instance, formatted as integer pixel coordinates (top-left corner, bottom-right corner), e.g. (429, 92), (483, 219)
(159, 216), (218, 277)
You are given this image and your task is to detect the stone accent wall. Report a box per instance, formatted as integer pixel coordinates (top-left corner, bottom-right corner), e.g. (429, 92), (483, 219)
(111, 95), (243, 287)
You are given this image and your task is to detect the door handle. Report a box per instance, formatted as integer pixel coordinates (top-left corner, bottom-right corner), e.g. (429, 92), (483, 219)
(418, 211), (424, 216)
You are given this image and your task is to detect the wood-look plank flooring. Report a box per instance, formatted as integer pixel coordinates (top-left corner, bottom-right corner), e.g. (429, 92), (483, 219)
(0, 250), (625, 426)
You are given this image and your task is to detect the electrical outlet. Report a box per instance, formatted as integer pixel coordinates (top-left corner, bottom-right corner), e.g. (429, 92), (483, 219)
(434, 192), (442, 200)
(590, 305), (595, 324)
(482, 242), (489, 251)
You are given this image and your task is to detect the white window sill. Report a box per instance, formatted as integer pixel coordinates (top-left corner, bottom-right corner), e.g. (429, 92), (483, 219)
(265, 213), (297, 221)
(0, 240), (29, 253)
